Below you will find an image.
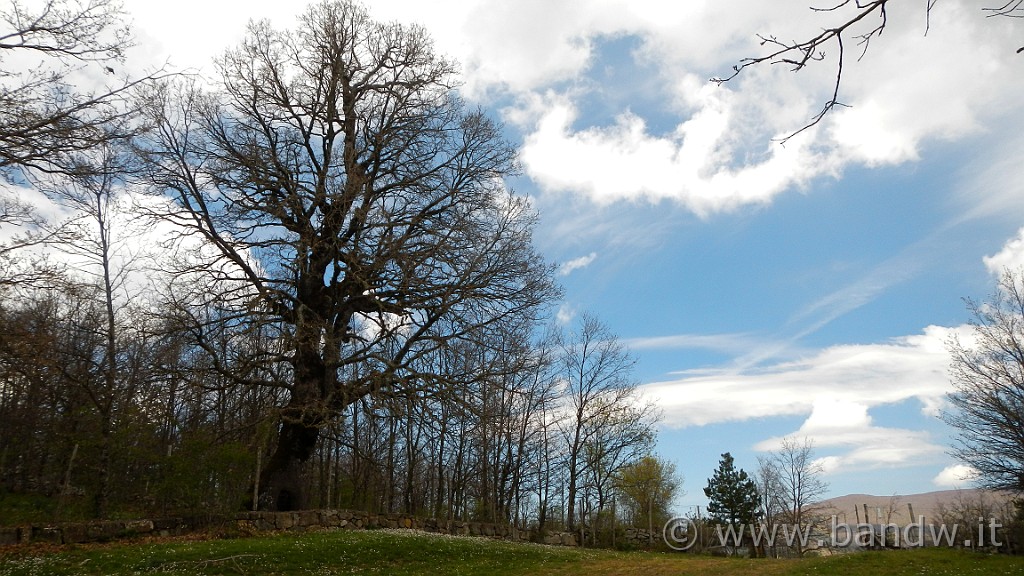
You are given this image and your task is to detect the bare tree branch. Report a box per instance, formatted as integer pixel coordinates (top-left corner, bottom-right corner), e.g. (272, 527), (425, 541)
(0, 0), (169, 177)
(715, 1), (1022, 143)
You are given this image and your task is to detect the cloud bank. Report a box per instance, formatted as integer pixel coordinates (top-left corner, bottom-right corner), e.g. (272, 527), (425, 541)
(642, 325), (958, 428)
(122, 0), (1024, 220)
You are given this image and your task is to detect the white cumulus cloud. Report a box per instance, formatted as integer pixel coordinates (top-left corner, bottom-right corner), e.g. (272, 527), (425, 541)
(519, 89), (830, 215)
(933, 464), (980, 488)
(984, 228), (1024, 275)
(753, 398), (946, 472)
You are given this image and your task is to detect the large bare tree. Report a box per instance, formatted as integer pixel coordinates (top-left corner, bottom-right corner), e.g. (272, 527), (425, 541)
(136, 0), (557, 511)
(945, 268), (1024, 493)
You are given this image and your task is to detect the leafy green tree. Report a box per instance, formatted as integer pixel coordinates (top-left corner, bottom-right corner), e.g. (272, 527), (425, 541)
(704, 452), (760, 526)
(616, 455), (681, 542)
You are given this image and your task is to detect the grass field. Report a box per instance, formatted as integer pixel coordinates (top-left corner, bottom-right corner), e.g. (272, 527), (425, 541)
(1, 528), (1022, 576)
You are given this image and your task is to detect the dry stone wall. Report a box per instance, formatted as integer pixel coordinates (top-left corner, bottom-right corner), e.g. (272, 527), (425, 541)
(0, 509), (660, 549)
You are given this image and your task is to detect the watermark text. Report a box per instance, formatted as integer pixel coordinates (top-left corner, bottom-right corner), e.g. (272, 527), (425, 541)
(663, 515), (1005, 551)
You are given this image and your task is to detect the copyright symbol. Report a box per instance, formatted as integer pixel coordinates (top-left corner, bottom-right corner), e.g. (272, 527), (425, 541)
(663, 516), (697, 551)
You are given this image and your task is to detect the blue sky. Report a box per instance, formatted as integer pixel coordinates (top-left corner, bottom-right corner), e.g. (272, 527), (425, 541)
(119, 0), (1024, 506)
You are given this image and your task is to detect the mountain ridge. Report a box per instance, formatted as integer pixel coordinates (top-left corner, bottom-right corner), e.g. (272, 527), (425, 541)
(820, 488), (1016, 525)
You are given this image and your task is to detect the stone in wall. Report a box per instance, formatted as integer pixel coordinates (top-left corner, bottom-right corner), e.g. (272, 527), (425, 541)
(2, 507), (672, 551)
(0, 527), (18, 546)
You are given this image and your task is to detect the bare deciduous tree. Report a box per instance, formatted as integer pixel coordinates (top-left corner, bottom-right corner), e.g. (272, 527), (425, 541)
(558, 312), (651, 531)
(38, 144), (135, 516)
(758, 436), (829, 554)
(0, 0), (168, 289)
(136, 0), (557, 511)
(944, 268), (1024, 493)
(756, 456), (785, 558)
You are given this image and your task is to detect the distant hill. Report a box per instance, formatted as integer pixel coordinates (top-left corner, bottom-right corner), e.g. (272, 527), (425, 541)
(821, 489), (1016, 525)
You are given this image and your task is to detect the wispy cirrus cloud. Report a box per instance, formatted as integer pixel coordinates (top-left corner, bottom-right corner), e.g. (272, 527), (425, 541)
(624, 332), (770, 357)
(641, 324), (959, 429)
(640, 326), (960, 471)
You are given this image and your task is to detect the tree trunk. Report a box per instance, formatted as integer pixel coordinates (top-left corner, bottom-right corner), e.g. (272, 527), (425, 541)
(566, 421), (582, 531)
(93, 414), (112, 518)
(255, 325), (328, 511)
(257, 416), (320, 511)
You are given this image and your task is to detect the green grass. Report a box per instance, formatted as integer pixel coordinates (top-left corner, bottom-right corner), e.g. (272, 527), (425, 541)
(0, 529), (592, 576)
(1, 528), (1022, 576)
(785, 547), (1024, 576)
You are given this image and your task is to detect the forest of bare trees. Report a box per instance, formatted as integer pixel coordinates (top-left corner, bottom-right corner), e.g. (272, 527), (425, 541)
(0, 254), (663, 528)
(0, 0), (668, 533)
